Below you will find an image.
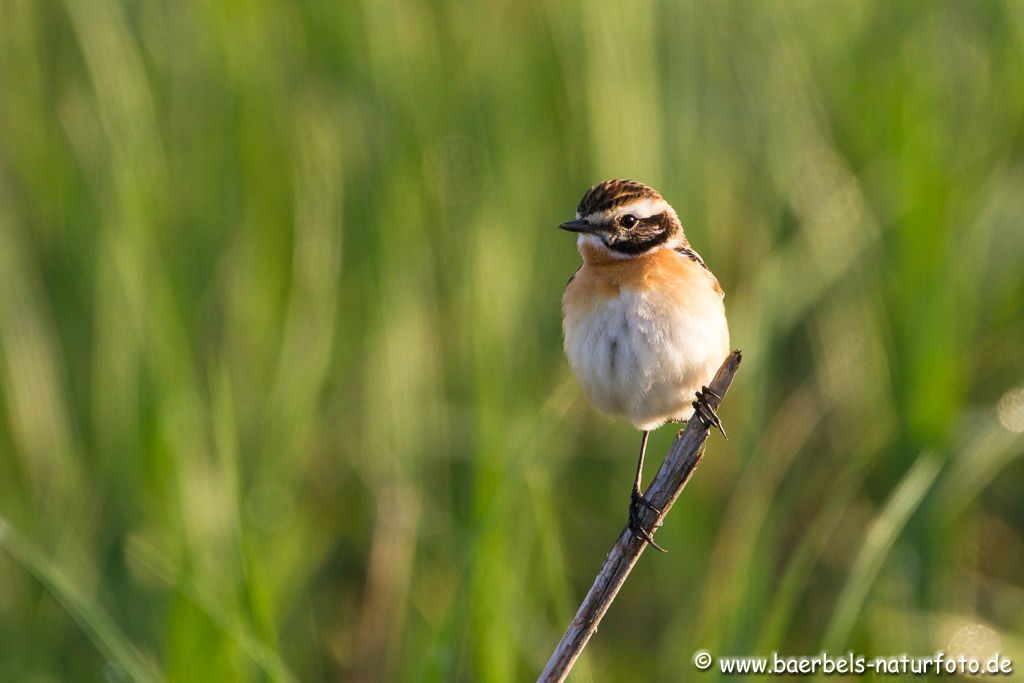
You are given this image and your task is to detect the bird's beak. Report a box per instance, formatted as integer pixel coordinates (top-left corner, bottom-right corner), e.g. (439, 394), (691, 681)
(559, 219), (599, 234)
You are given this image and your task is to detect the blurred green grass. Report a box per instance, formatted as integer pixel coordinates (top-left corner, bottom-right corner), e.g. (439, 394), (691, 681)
(1, 0), (1023, 680)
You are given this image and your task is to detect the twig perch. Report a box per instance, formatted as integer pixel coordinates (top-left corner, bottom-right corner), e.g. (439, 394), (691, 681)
(538, 350), (743, 683)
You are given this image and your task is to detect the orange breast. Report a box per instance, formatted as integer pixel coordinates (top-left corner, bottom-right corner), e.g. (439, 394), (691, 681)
(563, 246), (718, 315)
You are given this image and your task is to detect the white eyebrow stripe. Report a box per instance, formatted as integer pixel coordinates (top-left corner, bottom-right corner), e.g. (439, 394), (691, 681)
(585, 198), (670, 224)
(616, 198), (669, 219)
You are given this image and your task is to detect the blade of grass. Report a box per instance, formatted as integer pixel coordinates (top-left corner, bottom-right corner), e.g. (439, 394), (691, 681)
(0, 518), (161, 683)
(823, 453), (943, 650)
(125, 537), (298, 683)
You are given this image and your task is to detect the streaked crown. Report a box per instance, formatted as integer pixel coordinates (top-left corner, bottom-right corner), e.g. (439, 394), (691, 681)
(576, 179), (664, 218)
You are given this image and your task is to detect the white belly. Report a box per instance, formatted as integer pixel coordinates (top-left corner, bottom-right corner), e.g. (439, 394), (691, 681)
(563, 285), (729, 431)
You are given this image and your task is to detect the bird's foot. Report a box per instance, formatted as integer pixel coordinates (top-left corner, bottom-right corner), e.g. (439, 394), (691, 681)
(629, 488), (666, 552)
(692, 385), (728, 439)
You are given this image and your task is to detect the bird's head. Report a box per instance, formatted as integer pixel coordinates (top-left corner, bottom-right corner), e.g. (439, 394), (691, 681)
(559, 179), (685, 259)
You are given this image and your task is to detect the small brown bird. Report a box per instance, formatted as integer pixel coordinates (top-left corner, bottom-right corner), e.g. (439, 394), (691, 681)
(560, 179), (729, 550)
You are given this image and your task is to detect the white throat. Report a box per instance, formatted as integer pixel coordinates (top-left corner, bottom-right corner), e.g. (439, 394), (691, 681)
(577, 234), (632, 260)
(576, 232), (685, 259)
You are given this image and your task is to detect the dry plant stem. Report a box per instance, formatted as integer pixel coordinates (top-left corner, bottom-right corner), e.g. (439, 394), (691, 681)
(538, 350), (743, 683)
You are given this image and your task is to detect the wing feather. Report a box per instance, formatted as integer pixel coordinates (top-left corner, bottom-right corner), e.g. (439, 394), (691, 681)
(675, 246), (724, 298)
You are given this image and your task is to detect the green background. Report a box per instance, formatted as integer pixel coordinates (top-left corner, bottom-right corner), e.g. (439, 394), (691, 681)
(1, 1), (1023, 680)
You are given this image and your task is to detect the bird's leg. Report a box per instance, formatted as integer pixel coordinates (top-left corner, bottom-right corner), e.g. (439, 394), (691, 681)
(628, 430), (667, 552)
(692, 385), (728, 439)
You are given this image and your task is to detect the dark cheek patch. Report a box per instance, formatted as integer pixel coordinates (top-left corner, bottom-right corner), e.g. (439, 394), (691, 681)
(607, 212), (673, 255)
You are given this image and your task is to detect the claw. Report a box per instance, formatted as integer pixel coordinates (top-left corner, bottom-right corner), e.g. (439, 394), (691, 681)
(629, 489), (667, 552)
(693, 387), (728, 440)
(701, 385), (722, 402)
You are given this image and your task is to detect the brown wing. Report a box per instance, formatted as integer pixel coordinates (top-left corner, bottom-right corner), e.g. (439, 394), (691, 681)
(675, 246), (724, 298)
(565, 265), (581, 290)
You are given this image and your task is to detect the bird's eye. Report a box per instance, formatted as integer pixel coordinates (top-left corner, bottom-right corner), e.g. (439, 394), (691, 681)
(620, 214), (638, 228)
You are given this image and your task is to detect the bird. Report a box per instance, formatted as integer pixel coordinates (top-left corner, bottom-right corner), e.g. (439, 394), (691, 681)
(560, 179), (730, 551)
